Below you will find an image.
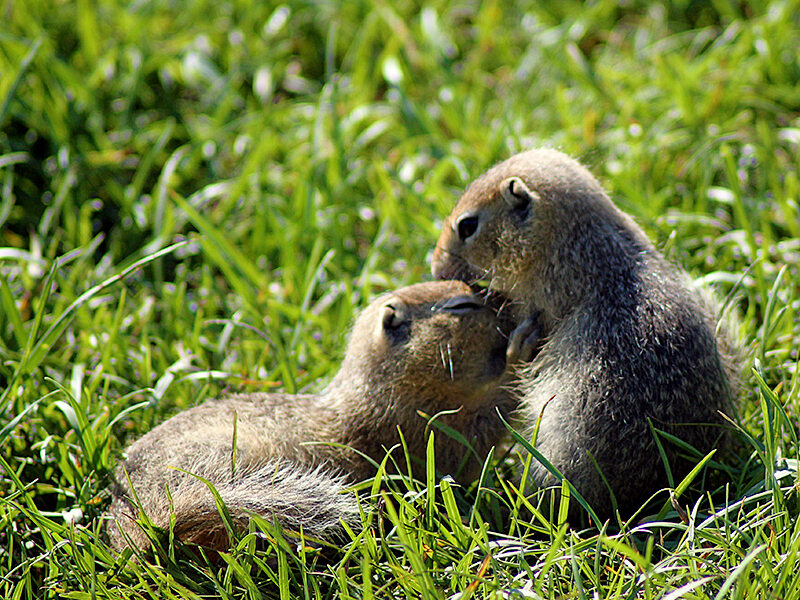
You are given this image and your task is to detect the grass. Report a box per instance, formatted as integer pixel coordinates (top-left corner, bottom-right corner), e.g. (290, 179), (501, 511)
(1, 0), (799, 597)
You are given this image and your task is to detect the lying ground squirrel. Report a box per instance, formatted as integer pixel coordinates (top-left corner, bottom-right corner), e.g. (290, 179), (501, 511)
(108, 281), (535, 551)
(432, 148), (739, 520)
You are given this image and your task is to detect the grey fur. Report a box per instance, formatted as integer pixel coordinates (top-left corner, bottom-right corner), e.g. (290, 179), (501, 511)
(433, 148), (740, 520)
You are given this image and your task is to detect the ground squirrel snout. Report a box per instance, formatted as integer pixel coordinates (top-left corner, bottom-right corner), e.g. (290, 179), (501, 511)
(108, 281), (524, 551)
(433, 148), (739, 519)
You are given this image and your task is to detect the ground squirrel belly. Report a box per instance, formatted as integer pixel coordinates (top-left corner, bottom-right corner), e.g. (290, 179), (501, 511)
(432, 148), (737, 520)
(108, 281), (525, 551)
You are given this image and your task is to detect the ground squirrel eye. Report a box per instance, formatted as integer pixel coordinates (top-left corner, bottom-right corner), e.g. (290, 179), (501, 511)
(437, 295), (483, 315)
(456, 213), (480, 241)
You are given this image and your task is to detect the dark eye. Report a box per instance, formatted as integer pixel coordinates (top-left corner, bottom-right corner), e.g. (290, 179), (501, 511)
(438, 295), (483, 315)
(456, 213), (480, 242)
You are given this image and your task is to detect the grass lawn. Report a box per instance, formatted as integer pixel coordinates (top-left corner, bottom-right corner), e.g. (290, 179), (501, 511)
(1, 0), (799, 597)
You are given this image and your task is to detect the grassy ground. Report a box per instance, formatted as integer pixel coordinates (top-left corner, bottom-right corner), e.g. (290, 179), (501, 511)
(1, 0), (799, 597)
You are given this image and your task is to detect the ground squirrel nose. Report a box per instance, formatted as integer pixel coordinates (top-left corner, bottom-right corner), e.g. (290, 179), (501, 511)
(431, 251), (447, 280)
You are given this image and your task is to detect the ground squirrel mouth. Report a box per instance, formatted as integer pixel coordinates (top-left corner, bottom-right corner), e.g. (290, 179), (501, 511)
(470, 287), (517, 334)
(466, 280), (488, 294)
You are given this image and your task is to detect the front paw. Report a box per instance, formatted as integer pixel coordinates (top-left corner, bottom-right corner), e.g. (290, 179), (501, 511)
(506, 312), (542, 365)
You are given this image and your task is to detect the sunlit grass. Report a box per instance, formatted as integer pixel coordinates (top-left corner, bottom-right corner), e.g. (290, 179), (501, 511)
(1, 0), (799, 597)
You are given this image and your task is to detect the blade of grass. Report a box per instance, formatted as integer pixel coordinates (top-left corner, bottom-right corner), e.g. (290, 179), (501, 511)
(23, 240), (190, 375)
(0, 38), (42, 129)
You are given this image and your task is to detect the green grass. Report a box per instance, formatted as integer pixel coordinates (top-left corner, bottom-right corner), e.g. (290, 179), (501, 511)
(1, 0), (799, 597)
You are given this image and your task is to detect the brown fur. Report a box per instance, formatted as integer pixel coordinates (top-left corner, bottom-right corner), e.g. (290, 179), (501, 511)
(107, 281), (518, 551)
(432, 148), (739, 521)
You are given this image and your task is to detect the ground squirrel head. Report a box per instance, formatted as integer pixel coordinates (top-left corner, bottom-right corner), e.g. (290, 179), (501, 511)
(431, 148), (653, 323)
(328, 281), (511, 412)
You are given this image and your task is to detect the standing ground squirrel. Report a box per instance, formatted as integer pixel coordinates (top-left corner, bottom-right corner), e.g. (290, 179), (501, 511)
(108, 281), (533, 551)
(432, 148), (739, 520)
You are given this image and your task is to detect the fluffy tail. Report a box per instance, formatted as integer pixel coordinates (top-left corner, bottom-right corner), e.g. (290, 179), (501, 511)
(107, 460), (360, 552)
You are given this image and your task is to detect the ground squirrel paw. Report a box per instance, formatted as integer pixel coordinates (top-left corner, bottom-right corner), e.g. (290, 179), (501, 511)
(506, 312), (542, 365)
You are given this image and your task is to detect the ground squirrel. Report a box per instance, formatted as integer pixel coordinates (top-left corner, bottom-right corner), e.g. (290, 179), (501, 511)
(432, 148), (738, 520)
(108, 281), (533, 551)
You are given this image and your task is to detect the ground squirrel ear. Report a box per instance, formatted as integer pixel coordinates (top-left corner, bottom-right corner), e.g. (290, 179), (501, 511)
(501, 177), (537, 220)
(380, 303), (407, 331)
(380, 302), (411, 344)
